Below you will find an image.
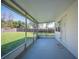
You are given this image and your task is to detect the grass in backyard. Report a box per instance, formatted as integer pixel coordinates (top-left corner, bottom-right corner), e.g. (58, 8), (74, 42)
(1, 32), (25, 45)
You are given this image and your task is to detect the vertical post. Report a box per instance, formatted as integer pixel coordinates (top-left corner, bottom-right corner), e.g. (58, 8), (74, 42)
(25, 18), (27, 49)
(46, 23), (48, 36)
(33, 23), (36, 41)
(33, 23), (34, 43)
(36, 23), (38, 39)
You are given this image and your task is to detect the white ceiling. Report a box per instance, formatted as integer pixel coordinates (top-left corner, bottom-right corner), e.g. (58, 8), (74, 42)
(14, 0), (75, 23)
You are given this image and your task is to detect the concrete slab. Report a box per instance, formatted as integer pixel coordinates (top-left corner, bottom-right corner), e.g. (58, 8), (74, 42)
(16, 38), (76, 59)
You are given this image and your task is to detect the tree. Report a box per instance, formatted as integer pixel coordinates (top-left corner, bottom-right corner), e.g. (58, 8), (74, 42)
(1, 19), (5, 28)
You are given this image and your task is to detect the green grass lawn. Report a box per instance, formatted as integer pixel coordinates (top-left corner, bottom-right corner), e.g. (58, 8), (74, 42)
(1, 32), (34, 45)
(1, 32), (25, 45)
(1, 32), (34, 56)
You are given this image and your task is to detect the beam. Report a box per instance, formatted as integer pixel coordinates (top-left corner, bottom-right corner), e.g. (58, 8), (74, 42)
(38, 20), (55, 24)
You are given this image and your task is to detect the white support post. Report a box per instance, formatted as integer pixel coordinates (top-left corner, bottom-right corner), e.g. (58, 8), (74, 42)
(25, 18), (27, 49)
(36, 24), (38, 39)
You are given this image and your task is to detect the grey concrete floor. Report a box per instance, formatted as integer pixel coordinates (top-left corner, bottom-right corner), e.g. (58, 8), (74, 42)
(16, 38), (76, 59)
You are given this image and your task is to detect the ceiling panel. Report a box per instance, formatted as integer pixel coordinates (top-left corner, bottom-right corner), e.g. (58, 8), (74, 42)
(14, 0), (75, 23)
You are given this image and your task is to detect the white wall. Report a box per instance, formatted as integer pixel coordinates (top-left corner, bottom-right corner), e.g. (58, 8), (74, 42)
(55, 1), (78, 58)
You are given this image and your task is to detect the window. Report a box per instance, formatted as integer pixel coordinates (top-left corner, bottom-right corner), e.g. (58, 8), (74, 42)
(1, 5), (26, 56)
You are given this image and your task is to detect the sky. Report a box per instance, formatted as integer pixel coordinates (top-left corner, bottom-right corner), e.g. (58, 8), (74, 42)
(1, 5), (25, 22)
